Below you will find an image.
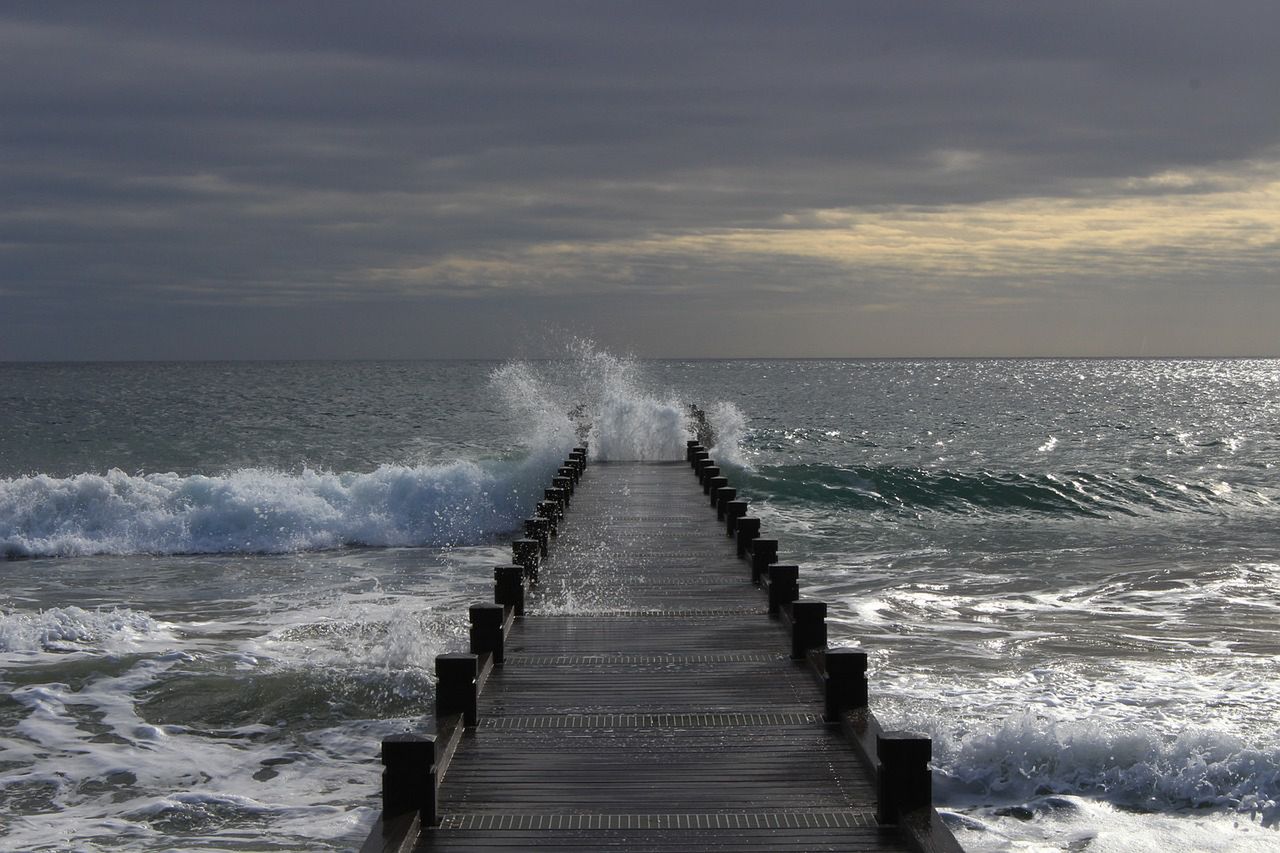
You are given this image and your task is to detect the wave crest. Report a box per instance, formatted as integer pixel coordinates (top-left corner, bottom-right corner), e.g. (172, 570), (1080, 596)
(0, 461), (534, 557)
(930, 710), (1280, 824)
(744, 463), (1267, 517)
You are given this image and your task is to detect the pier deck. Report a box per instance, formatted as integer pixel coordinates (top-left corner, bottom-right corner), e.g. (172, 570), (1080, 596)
(367, 457), (959, 853)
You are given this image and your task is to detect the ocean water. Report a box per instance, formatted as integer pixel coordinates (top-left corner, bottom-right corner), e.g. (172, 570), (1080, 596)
(1, 351), (1278, 851)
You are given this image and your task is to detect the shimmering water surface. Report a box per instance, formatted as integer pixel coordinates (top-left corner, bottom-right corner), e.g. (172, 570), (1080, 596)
(2, 354), (1278, 852)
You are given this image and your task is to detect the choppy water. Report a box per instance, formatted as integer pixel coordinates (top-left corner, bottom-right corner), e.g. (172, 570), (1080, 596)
(2, 351), (1278, 851)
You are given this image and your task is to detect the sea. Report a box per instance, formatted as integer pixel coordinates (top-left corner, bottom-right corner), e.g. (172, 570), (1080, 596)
(1, 349), (1278, 852)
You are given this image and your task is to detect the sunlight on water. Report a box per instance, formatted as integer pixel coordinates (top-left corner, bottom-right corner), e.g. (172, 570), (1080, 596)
(1, 356), (1278, 851)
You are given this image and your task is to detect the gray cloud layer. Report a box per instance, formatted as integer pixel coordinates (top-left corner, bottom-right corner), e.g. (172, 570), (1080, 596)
(3, 2), (1279, 358)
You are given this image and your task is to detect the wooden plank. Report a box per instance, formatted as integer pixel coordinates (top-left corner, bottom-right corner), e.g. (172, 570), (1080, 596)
(406, 461), (936, 852)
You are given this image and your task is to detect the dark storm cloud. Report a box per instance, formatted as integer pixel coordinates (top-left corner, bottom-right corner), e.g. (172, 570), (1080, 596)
(2, 1), (1279, 357)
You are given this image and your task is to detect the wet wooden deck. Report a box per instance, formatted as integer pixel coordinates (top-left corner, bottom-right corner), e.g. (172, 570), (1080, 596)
(368, 458), (959, 853)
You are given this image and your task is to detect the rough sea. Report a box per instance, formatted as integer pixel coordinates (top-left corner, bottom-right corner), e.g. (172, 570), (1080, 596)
(2, 349), (1278, 852)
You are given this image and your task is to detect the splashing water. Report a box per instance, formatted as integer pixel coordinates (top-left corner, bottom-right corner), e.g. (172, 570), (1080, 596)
(489, 340), (747, 464)
(1, 343), (747, 558)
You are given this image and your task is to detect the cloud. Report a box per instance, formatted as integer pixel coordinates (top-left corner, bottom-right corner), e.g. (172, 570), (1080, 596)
(2, 2), (1280, 357)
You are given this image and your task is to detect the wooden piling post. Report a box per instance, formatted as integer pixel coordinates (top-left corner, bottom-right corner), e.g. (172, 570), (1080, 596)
(380, 733), (437, 826)
(543, 488), (566, 518)
(513, 538), (540, 584)
(724, 500), (749, 535)
(824, 647), (868, 720)
(791, 599), (827, 659)
(524, 518), (549, 556)
(693, 457), (712, 481)
(700, 465), (721, 489)
(714, 487), (737, 517)
(750, 538), (778, 584)
(735, 517), (761, 557)
(876, 732), (933, 824)
(705, 474), (728, 497)
(686, 439), (700, 461)
(435, 653), (478, 727)
(767, 565), (799, 614)
(551, 476), (573, 504)
(536, 501), (559, 536)
(557, 466), (578, 490)
(469, 603), (505, 665)
(493, 564), (525, 616)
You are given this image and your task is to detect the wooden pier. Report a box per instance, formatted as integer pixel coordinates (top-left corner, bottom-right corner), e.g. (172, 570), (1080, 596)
(361, 445), (962, 853)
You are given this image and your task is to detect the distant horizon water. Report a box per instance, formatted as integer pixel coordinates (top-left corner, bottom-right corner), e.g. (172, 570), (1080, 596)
(2, 350), (1278, 851)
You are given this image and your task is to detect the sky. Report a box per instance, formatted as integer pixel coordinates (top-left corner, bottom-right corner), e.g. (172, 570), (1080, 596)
(2, 1), (1279, 359)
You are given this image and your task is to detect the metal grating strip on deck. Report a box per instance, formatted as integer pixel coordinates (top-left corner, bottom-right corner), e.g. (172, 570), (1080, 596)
(437, 811), (877, 830)
(480, 711), (824, 729)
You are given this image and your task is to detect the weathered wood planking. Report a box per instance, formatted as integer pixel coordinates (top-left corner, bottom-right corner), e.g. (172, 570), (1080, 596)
(406, 460), (936, 852)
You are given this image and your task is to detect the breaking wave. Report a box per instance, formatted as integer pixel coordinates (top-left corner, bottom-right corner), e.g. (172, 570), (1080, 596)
(927, 711), (1280, 825)
(0, 459), (557, 558)
(1, 341), (746, 557)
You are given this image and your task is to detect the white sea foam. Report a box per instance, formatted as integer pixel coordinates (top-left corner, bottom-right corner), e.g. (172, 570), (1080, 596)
(491, 339), (746, 463)
(877, 677), (1280, 829)
(0, 342), (746, 558)
(0, 461), (539, 557)
(0, 655), (385, 851)
(0, 606), (176, 654)
(953, 796), (1280, 853)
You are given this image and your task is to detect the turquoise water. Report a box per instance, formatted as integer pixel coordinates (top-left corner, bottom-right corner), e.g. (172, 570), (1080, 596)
(2, 353), (1278, 851)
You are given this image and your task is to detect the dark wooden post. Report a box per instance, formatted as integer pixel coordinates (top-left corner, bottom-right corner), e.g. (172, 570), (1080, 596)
(694, 456), (712, 480)
(824, 647), (868, 720)
(493, 564), (525, 616)
(692, 450), (710, 472)
(536, 501), (559, 536)
(750, 539), (778, 584)
(876, 732), (932, 824)
(700, 465), (721, 489)
(435, 653), (478, 727)
(469, 603), (505, 665)
(686, 439), (700, 461)
(714, 487), (737, 517)
(381, 733), (437, 825)
(724, 500), (749, 535)
(513, 538), (540, 584)
(705, 474), (727, 497)
(557, 466), (578, 490)
(543, 489), (566, 518)
(551, 476), (573, 505)
(791, 599), (827, 659)
(768, 565), (799, 614)
(572, 445), (588, 461)
(524, 518), (549, 556)
(735, 517), (761, 557)
(688, 445), (705, 466)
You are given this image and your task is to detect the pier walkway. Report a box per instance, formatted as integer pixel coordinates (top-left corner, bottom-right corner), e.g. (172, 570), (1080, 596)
(362, 450), (961, 853)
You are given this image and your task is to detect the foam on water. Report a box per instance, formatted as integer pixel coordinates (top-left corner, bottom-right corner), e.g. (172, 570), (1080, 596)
(0, 606), (177, 655)
(0, 461), (537, 557)
(1, 342), (746, 558)
(952, 796), (1280, 853)
(0, 652), (383, 850)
